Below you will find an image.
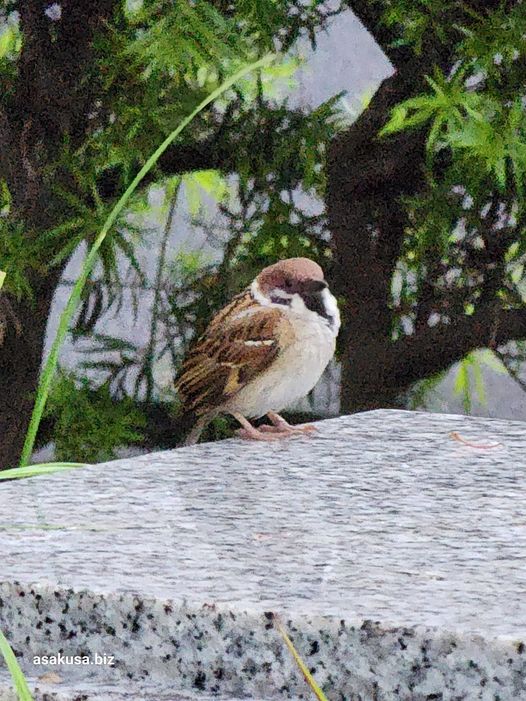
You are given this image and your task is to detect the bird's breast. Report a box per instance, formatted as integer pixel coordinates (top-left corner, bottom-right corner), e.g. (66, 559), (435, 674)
(227, 310), (336, 418)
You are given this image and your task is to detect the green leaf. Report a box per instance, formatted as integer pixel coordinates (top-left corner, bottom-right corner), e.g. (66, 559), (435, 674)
(42, 370), (145, 463)
(454, 360), (471, 413)
(0, 25), (20, 59)
(0, 463), (85, 481)
(493, 158), (507, 189)
(471, 355), (487, 407)
(273, 616), (330, 701)
(480, 350), (508, 375)
(192, 169), (228, 200)
(380, 106), (408, 136)
(0, 628), (33, 701)
(511, 263), (524, 285)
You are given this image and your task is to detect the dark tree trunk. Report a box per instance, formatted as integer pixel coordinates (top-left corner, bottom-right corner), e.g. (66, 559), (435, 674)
(0, 1), (118, 469)
(332, 3), (521, 415)
(338, 339), (404, 414)
(327, 64), (430, 414)
(0, 271), (60, 469)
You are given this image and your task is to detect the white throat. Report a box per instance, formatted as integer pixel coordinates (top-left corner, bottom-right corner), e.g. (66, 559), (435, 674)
(320, 287), (341, 337)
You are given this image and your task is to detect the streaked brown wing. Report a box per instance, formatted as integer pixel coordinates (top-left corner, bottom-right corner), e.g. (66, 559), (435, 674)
(175, 296), (288, 417)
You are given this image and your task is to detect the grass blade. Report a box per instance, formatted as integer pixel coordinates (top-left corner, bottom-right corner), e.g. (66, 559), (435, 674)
(0, 462), (86, 481)
(0, 270), (5, 290)
(0, 629), (33, 701)
(18, 52), (275, 467)
(272, 614), (330, 701)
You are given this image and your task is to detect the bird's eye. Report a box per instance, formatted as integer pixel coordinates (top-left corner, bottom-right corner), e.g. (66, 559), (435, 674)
(284, 278), (293, 289)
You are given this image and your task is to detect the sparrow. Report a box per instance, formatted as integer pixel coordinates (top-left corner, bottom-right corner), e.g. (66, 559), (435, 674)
(175, 257), (340, 445)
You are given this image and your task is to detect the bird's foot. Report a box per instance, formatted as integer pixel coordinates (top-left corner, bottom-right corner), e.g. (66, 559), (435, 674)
(233, 412), (284, 441)
(260, 423), (317, 435)
(232, 412), (317, 441)
(263, 411), (318, 435)
(258, 424), (293, 434)
(235, 426), (283, 441)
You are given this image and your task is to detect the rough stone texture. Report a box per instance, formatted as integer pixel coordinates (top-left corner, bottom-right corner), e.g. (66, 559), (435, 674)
(1, 410), (526, 700)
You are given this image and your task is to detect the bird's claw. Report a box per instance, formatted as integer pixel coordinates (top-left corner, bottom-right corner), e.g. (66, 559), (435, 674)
(235, 427), (283, 441)
(259, 422), (317, 435)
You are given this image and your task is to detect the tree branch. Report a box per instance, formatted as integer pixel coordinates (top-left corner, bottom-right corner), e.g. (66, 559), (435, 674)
(494, 349), (526, 393)
(390, 308), (526, 392)
(346, 1), (405, 65)
(347, 1), (512, 68)
(97, 137), (234, 201)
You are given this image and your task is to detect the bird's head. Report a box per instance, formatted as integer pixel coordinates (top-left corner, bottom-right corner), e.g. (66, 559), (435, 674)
(252, 257), (340, 334)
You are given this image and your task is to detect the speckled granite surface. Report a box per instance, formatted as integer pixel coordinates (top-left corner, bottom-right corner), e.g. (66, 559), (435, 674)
(1, 409), (526, 700)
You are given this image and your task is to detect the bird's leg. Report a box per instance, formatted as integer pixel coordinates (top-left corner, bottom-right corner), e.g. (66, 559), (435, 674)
(258, 411), (317, 434)
(232, 413), (282, 441)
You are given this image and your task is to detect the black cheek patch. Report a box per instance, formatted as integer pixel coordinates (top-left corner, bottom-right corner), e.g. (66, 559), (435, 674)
(302, 293), (332, 322)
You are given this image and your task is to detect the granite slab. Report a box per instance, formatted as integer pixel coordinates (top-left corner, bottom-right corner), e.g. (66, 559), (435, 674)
(1, 409), (525, 700)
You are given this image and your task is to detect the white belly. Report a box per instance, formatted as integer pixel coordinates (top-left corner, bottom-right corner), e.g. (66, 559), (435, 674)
(227, 313), (336, 418)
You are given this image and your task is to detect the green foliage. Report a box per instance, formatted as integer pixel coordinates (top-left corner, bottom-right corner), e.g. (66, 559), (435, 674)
(127, 0), (254, 79)
(162, 248), (218, 358)
(383, 0), (452, 53)
(382, 2), (526, 201)
(45, 370), (145, 463)
(409, 350), (507, 413)
(0, 20), (20, 60)
(1, 2), (303, 308)
(203, 415), (234, 443)
(0, 16), (20, 90)
(20, 54), (274, 464)
(407, 368), (447, 411)
(377, 1), (526, 413)
(0, 219), (40, 300)
(384, 76), (526, 196)
(458, 4), (526, 81)
(382, 24), (526, 267)
(241, 95), (343, 199)
(1, 0), (341, 317)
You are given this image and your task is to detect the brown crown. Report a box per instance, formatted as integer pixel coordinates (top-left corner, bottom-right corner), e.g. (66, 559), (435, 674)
(256, 257), (325, 296)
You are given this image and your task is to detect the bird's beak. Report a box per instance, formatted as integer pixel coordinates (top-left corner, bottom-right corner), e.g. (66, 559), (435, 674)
(302, 279), (327, 294)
